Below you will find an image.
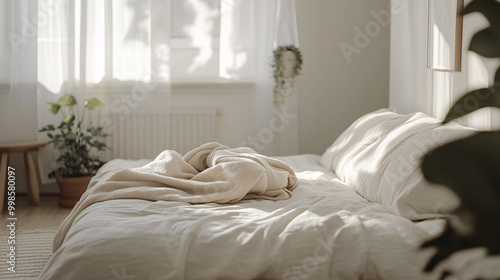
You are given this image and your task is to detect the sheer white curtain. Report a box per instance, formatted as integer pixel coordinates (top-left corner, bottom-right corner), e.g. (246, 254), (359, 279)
(36, 0), (171, 183)
(3, 0), (300, 184)
(268, 0), (300, 156)
(226, 0), (300, 156)
(0, 0), (39, 143)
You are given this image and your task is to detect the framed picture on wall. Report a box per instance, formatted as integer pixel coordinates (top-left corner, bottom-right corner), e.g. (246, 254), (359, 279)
(427, 0), (464, 72)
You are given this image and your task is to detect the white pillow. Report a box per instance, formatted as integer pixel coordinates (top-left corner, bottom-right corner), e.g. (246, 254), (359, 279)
(320, 109), (477, 220)
(320, 108), (417, 177)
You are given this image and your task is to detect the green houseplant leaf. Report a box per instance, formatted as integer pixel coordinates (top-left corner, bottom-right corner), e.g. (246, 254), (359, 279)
(421, 0), (500, 275)
(39, 94), (109, 178)
(443, 85), (500, 123)
(57, 95), (77, 107)
(38, 124), (55, 132)
(62, 114), (76, 124)
(421, 132), (500, 266)
(461, 0), (500, 28)
(468, 28), (500, 58)
(46, 102), (61, 115)
(85, 97), (105, 110)
(462, 0), (500, 58)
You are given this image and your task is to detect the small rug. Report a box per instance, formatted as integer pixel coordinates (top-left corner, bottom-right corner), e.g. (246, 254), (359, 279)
(0, 229), (56, 280)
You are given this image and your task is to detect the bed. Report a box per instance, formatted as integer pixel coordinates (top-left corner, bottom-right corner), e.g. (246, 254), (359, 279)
(38, 109), (499, 280)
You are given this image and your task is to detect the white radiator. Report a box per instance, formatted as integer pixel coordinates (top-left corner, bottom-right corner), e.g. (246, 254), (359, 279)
(105, 108), (217, 160)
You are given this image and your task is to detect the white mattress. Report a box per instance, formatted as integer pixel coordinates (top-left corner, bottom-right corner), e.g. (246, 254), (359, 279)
(38, 154), (443, 280)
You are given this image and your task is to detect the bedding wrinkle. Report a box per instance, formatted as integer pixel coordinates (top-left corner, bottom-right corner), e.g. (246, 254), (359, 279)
(52, 142), (298, 252)
(321, 110), (474, 221)
(39, 110), (487, 279)
(38, 153), (442, 280)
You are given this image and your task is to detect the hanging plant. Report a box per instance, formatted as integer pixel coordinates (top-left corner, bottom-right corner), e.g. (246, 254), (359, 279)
(272, 45), (303, 105)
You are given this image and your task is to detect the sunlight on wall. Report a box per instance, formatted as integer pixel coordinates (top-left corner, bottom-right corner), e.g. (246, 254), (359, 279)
(467, 52), (489, 90)
(432, 71), (452, 120)
(464, 51), (492, 130)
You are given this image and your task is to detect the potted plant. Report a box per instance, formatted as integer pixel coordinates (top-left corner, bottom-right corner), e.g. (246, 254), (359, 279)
(39, 94), (109, 208)
(272, 45), (303, 105)
(420, 0), (500, 275)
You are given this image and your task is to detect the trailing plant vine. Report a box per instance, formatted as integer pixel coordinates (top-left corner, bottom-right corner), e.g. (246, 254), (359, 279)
(272, 45), (303, 105)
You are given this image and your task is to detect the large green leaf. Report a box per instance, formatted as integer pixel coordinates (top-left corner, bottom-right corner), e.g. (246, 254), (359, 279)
(421, 131), (500, 268)
(443, 86), (500, 123)
(57, 95), (77, 107)
(46, 102), (61, 115)
(422, 131), (500, 198)
(468, 28), (500, 58)
(462, 0), (500, 28)
(462, 0), (500, 58)
(88, 126), (104, 136)
(62, 114), (76, 124)
(85, 97), (105, 110)
(422, 2), (500, 272)
(38, 124), (55, 132)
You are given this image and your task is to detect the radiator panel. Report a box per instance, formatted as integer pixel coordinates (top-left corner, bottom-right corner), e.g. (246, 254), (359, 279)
(106, 108), (217, 160)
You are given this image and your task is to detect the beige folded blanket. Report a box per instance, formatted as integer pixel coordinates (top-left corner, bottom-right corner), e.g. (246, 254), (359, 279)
(53, 142), (298, 251)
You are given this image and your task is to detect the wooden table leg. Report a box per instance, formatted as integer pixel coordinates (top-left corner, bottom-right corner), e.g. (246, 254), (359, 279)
(0, 152), (8, 213)
(25, 151), (40, 205)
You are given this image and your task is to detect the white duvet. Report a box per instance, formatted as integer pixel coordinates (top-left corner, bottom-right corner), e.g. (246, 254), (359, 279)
(38, 155), (442, 280)
(52, 143), (299, 251)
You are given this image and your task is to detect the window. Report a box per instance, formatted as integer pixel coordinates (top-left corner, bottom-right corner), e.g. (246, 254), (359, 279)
(170, 0), (256, 83)
(170, 0), (222, 82)
(2, 0), (257, 90)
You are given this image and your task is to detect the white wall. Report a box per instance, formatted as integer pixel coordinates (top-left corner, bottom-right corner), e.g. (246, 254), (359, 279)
(170, 84), (256, 148)
(1, 0), (392, 194)
(296, 0), (391, 155)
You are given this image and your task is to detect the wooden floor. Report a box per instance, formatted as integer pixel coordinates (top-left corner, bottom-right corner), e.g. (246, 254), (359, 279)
(1, 195), (72, 231)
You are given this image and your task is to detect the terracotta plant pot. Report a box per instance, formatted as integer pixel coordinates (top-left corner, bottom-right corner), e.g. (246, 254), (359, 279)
(56, 175), (93, 208)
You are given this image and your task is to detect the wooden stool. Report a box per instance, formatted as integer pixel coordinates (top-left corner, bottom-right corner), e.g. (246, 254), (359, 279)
(0, 141), (47, 213)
